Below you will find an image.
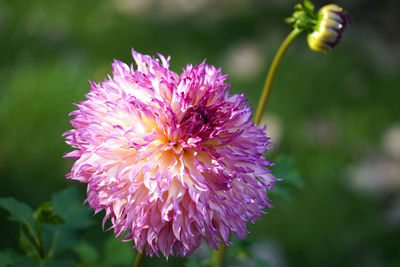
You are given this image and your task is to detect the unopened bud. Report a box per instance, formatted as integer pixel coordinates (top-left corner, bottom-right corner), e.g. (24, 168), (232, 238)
(307, 4), (350, 53)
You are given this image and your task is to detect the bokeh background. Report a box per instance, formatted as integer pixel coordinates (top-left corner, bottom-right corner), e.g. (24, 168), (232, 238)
(1, 0), (399, 266)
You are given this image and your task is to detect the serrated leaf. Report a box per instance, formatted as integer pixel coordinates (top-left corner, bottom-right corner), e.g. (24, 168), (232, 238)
(0, 198), (38, 243)
(19, 228), (40, 259)
(34, 202), (65, 225)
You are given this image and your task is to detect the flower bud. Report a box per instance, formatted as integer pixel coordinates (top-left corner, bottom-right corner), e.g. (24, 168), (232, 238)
(307, 4), (350, 53)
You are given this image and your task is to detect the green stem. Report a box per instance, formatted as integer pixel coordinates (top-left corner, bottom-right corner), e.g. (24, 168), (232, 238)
(253, 28), (302, 125)
(47, 229), (60, 259)
(209, 29), (302, 267)
(211, 243), (227, 267)
(38, 223), (44, 259)
(133, 246), (146, 267)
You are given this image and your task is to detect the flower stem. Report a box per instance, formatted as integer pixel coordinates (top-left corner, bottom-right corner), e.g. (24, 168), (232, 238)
(211, 243), (227, 267)
(253, 28), (302, 125)
(211, 28), (302, 267)
(133, 246), (146, 267)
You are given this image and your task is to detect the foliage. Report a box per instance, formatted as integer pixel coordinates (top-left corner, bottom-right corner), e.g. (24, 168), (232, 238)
(0, 165), (303, 267)
(0, 187), (138, 266)
(0, 188), (93, 266)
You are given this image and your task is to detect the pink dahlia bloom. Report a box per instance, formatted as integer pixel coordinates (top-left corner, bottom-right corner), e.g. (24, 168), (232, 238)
(64, 49), (277, 257)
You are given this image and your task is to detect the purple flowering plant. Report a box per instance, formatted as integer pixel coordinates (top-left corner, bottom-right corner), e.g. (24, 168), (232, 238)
(63, 49), (278, 258)
(0, 1), (348, 266)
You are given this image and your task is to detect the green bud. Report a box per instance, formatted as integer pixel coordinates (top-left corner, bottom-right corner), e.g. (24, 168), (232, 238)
(33, 202), (65, 225)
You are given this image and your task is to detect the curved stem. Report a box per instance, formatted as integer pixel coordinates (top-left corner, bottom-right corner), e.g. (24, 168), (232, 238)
(210, 28), (302, 267)
(253, 28), (302, 125)
(133, 245), (146, 267)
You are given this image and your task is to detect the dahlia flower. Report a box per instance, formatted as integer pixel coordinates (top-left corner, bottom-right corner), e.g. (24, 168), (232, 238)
(63, 49), (277, 257)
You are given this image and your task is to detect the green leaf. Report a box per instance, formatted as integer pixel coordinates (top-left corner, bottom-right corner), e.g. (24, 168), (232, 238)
(270, 156), (303, 201)
(19, 228), (40, 259)
(34, 202), (65, 225)
(44, 187), (92, 255)
(302, 0), (314, 13)
(272, 156), (303, 188)
(270, 156), (304, 201)
(0, 249), (20, 266)
(44, 226), (60, 259)
(0, 198), (38, 243)
(52, 187), (92, 229)
(294, 3), (302, 11)
(270, 185), (293, 201)
(286, 0), (317, 31)
(8, 256), (39, 267)
(103, 235), (135, 266)
(185, 256), (200, 267)
(0, 198), (35, 226)
(73, 242), (99, 264)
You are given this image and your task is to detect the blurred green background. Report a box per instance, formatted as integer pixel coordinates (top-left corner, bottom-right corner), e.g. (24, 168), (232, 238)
(1, 0), (399, 266)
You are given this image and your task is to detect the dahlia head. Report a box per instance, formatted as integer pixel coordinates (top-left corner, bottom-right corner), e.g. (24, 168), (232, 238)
(63, 49), (277, 257)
